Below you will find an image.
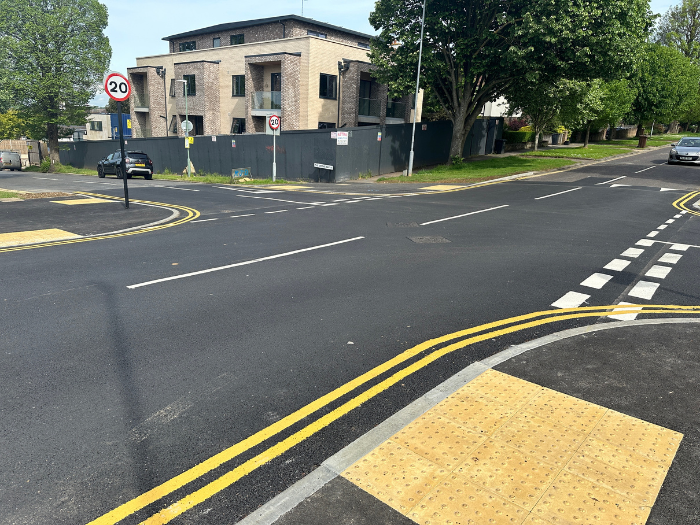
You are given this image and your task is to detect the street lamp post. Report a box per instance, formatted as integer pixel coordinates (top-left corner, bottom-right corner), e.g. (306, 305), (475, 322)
(175, 79), (191, 177)
(407, 0), (427, 177)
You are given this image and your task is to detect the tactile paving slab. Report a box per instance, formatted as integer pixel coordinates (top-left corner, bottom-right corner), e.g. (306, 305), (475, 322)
(341, 369), (682, 524)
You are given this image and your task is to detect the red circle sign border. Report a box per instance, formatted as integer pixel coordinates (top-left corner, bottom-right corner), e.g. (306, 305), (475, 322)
(104, 72), (132, 102)
(269, 114), (280, 130)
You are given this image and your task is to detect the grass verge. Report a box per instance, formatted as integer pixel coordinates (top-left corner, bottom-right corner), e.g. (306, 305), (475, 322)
(153, 173), (299, 185)
(521, 144), (632, 159)
(377, 156), (576, 183)
(24, 164), (98, 176)
(0, 190), (20, 198)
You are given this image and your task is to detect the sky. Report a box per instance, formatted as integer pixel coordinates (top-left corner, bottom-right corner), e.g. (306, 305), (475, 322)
(92, 0), (678, 107)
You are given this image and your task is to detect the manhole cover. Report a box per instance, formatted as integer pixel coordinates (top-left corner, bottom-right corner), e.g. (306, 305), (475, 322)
(408, 236), (451, 243)
(387, 222), (419, 228)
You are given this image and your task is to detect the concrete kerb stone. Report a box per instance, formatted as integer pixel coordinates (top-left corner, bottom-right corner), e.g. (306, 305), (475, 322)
(239, 316), (700, 525)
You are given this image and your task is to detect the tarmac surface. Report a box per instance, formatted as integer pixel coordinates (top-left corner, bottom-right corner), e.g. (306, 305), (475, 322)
(267, 320), (700, 525)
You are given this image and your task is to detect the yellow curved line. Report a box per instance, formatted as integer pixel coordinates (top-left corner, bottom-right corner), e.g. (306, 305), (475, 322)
(0, 192), (200, 253)
(673, 190), (700, 216)
(87, 304), (700, 525)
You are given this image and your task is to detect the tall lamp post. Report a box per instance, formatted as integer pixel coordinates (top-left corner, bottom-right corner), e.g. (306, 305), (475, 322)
(175, 79), (191, 177)
(407, 0), (427, 177)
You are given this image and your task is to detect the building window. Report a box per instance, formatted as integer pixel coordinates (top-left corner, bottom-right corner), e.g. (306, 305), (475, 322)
(178, 41), (196, 52)
(231, 118), (246, 134)
(89, 120), (103, 131)
(230, 34), (244, 45)
(358, 42), (370, 49)
(169, 79), (176, 97)
(182, 75), (196, 96)
(318, 122), (336, 129)
(169, 115), (178, 134)
(213, 37), (221, 48)
(232, 75), (245, 96)
(319, 73), (337, 99)
(308, 30), (327, 39)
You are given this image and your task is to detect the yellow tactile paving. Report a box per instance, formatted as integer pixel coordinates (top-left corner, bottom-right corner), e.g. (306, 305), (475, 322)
(420, 185), (467, 191)
(341, 369), (682, 525)
(0, 228), (81, 247)
(50, 198), (115, 205)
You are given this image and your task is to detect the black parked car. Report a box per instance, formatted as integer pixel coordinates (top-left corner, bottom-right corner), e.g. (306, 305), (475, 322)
(97, 150), (153, 179)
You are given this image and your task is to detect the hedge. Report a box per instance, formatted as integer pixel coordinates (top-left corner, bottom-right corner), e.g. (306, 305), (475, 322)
(503, 130), (537, 144)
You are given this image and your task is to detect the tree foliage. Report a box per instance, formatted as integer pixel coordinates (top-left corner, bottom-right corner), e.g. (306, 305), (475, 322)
(0, 109), (27, 139)
(0, 0), (111, 166)
(369, 0), (653, 160)
(505, 81), (563, 151)
(559, 80), (605, 146)
(656, 0), (700, 62)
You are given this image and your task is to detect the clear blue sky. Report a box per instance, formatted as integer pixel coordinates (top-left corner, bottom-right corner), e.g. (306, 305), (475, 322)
(92, 0), (678, 106)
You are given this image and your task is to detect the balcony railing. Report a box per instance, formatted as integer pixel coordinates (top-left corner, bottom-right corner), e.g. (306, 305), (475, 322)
(133, 128), (152, 138)
(252, 91), (281, 110)
(133, 92), (149, 110)
(358, 98), (380, 117)
(386, 100), (406, 119)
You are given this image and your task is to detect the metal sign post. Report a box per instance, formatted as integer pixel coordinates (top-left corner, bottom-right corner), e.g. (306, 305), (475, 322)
(269, 114), (280, 181)
(104, 72), (132, 208)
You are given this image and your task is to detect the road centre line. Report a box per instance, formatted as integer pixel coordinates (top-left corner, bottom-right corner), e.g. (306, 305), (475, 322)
(534, 187), (582, 200)
(264, 210), (287, 214)
(237, 194), (324, 205)
(190, 218), (218, 223)
(104, 304), (700, 525)
(127, 236), (365, 289)
(595, 176), (626, 185)
(163, 186), (199, 192)
(658, 225), (667, 230)
(296, 207), (315, 210)
(648, 231), (659, 237)
(666, 219), (675, 224)
(420, 205), (509, 226)
(634, 165), (657, 173)
(231, 214), (255, 218)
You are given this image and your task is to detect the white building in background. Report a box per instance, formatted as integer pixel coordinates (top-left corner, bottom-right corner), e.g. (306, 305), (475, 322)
(482, 97), (513, 118)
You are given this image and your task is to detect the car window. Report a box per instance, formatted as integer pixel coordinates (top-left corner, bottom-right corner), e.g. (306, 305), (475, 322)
(128, 152), (149, 160)
(678, 138), (700, 147)
(106, 154), (113, 161)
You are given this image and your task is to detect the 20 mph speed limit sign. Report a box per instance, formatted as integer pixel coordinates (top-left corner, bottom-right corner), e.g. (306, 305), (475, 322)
(104, 72), (131, 102)
(269, 114), (280, 130)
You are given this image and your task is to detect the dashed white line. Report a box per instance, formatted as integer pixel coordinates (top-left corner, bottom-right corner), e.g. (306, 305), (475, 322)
(580, 273), (614, 289)
(610, 184), (631, 187)
(164, 186), (199, 192)
(420, 205), (509, 226)
(671, 244), (690, 251)
(604, 259), (631, 271)
(665, 219), (675, 224)
(230, 214), (255, 218)
(609, 302), (642, 321)
(647, 231), (659, 237)
(321, 203), (339, 206)
(621, 248), (644, 258)
(628, 281), (660, 300)
(659, 253), (682, 264)
(190, 218), (219, 223)
(658, 225), (667, 230)
(636, 239), (655, 246)
(296, 207), (315, 210)
(645, 265), (672, 279)
(551, 291), (590, 309)
(364, 198), (383, 201)
(534, 187), (582, 200)
(264, 210), (288, 214)
(237, 195), (322, 205)
(681, 211), (688, 214)
(674, 214), (682, 219)
(595, 176), (626, 185)
(634, 166), (656, 173)
(127, 236), (365, 289)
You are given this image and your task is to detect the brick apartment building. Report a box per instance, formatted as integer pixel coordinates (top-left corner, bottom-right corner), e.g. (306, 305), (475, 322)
(127, 15), (422, 138)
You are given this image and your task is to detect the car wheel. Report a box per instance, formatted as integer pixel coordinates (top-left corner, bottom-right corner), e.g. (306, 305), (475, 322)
(144, 172), (153, 180)
(98, 166), (105, 178)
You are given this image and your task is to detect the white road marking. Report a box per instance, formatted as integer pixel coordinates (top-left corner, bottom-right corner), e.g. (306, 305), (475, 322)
(333, 199), (349, 202)
(230, 214), (255, 218)
(660, 188), (680, 192)
(82, 181), (97, 184)
(658, 225), (667, 230)
(628, 281), (660, 300)
(127, 236), (365, 289)
(636, 239), (655, 246)
(681, 211), (688, 214)
(190, 218), (218, 223)
(671, 244), (690, 251)
(364, 198), (383, 201)
(634, 166), (656, 173)
(264, 210), (287, 214)
(604, 259), (631, 271)
(659, 253), (682, 264)
(609, 302), (642, 321)
(665, 219), (675, 224)
(534, 187), (582, 200)
(610, 184), (631, 187)
(647, 231), (659, 237)
(296, 207), (315, 210)
(321, 203), (339, 206)
(344, 200), (362, 203)
(646, 265), (672, 279)
(621, 248), (644, 258)
(164, 186), (199, 192)
(237, 195), (323, 205)
(595, 176), (626, 185)
(580, 273), (613, 289)
(34, 177), (50, 180)
(551, 291), (590, 309)
(674, 214), (682, 218)
(420, 205), (509, 226)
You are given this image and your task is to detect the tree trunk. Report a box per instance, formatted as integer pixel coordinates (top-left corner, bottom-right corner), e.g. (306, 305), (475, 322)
(448, 105), (478, 163)
(606, 124), (613, 141)
(668, 120), (680, 134)
(636, 122), (644, 137)
(47, 122), (60, 171)
(584, 121), (591, 147)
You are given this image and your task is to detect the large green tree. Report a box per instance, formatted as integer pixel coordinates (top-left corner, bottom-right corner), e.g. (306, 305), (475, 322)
(596, 79), (637, 140)
(656, 0), (700, 61)
(559, 80), (605, 147)
(0, 0), (111, 167)
(629, 43), (700, 134)
(369, 0), (653, 160)
(504, 81), (563, 151)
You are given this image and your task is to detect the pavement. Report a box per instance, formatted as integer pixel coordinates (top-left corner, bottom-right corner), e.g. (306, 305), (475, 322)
(257, 319), (700, 525)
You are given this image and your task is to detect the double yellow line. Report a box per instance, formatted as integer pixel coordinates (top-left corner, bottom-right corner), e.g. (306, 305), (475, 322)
(673, 190), (700, 216)
(88, 304), (700, 525)
(0, 192), (200, 253)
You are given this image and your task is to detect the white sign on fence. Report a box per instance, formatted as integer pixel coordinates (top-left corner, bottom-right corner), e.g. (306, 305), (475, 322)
(314, 163), (334, 170)
(336, 131), (348, 145)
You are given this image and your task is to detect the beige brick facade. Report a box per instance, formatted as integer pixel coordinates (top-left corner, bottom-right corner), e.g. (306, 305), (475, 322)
(130, 15), (420, 137)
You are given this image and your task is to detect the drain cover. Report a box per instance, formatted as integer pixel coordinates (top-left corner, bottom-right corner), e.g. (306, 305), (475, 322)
(408, 236), (451, 243)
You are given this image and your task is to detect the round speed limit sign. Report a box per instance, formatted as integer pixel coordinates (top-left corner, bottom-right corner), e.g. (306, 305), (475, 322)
(269, 114), (280, 130)
(104, 72), (131, 102)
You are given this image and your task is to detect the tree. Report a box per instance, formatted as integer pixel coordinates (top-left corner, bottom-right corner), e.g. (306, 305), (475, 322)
(504, 81), (563, 151)
(0, 109), (27, 139)
(369, 0), (653, 162)
(105, 97), (119, 114)
(559, 80), (605, 147)
(596, 79), (637, 140)
(656, 0), (700, 62)
(0, 0), (111, 169)
(629, 43), (700, 134)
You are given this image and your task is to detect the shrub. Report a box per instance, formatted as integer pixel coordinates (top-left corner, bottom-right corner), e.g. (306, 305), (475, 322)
(506, 118), (528, 131)
(40, 158), (51, 173)
(503, 130), (537, 144)
(519, 125), (533, 132)
(450, 155), (465, 167)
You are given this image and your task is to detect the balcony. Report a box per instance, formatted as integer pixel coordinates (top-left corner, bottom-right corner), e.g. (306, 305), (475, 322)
(251, 91), (281, 115)
(133, 93), (149, 112)
(386, 100), (406, 120)
(358, 98), (380, 117)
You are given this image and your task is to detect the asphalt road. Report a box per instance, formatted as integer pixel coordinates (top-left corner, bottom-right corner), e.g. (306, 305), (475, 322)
(1, 147), (699, 524)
